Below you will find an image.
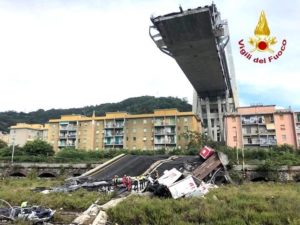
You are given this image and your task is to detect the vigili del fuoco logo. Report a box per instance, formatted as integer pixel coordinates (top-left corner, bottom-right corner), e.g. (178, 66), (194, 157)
(238, 11), (287, 64)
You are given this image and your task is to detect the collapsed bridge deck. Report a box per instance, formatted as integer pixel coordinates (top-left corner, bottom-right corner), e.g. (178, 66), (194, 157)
(150, 4), (237, 100)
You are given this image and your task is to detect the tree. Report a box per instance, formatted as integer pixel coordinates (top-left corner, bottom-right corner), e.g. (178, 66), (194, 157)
(0, 140), (8, 149)
(22, 140), (54, 156)
(182, 131), (224, 149)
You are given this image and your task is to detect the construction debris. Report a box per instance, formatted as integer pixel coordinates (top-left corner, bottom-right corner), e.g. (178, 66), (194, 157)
(33, 146), (230, 201)
(71, 203), (101, 225)
(0, 199), (55, 224)
(144, 146), (229, 199)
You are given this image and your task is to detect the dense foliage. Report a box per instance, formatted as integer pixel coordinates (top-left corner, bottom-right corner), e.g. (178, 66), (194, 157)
(23, 140), (55, 156)
(0, 96), (191, 132)
(0, 139), (7, 149)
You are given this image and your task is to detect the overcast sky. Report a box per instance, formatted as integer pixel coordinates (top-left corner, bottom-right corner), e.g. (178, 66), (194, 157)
(0, 0), (299, 112)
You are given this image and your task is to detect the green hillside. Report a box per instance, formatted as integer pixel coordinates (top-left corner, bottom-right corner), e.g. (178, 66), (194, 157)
(0, 96), (191, 132)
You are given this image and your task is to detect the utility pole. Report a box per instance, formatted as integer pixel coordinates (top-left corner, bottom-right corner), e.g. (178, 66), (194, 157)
(11, 142), (15, 164)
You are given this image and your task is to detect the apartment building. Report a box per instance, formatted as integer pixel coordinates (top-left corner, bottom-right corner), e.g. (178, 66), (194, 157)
(294, 112), (300, 147)
(9, 123), (49, 147)
(225, 105), (298, 148)
(48, 109), (201, 151)
(0, 131), (9, 144)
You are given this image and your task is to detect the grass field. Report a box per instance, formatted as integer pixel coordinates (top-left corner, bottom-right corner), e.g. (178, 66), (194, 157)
(108, 183), (300, 225)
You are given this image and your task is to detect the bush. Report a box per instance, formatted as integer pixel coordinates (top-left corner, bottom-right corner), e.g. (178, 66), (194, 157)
(23, 140), (54, 156)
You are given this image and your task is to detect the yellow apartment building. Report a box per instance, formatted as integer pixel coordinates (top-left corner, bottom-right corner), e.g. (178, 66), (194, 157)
(9, 123), (49, 147)
(48, 109), (201, 151)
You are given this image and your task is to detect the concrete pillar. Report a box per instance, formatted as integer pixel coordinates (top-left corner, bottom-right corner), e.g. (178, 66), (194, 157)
(213, 119), (218, 141)
(192, 90), (198, 115)
(225, 90), (230, 112)
(205, 97), (213, 139)
(217, 97), (224, 142)
(192, 90), (203, 121)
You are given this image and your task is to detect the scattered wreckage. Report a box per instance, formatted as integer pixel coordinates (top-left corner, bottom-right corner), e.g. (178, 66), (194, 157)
(0, 199), (55, 224)
(34, 146), (230, 200)
(145, 146), (230, 198)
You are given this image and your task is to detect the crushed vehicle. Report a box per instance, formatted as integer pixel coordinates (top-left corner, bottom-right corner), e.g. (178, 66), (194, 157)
(0, 199), (55, 224)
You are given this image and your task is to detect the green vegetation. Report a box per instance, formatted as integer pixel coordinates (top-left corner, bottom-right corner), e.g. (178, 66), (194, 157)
(218, 144), (300, 166)
(0, 96), (191, 132)
(108, 183), (300, 225)
(0, 139), (7, 149)
(22, 140), (54, 156)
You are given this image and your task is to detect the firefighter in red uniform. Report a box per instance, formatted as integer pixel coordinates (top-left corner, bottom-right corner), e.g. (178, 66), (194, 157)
(127, 176), (132, 191)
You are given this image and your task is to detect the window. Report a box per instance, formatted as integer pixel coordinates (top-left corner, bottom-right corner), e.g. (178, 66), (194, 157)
(96, 122), (100, 126)
(233, 136), (237, 142)
(143, 128), (147, 133)
(132, 128), (136, 133)
(96, 130), (100, 134)
(184, 117), (188, 123)
(282, 134), (287, 141)
(126, 137), (129, 141)
(184, 126), (188, 132)
(247, 138), (252, 144)
(246, 127), (251, 134)
(143, 137), (147, 141)
(133, 137), (136, 141)
(280, 125), (286, 131)
(133, 120), (136, 124)
(143, 119), (147, 124)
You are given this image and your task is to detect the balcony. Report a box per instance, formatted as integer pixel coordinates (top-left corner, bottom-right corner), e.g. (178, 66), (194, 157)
(104, 131), (124, 137)
(154, 141), (176, 145)
(104, 141), (124, 145)
(68, 134), (76, 139)
(104, 123), (124, 129)
(241, 116), (266, 125)
(154, 122), (176, 127)
(115, 131), (124, 136)
(60, 125), (77, 131)
(59, 135), (67, 139)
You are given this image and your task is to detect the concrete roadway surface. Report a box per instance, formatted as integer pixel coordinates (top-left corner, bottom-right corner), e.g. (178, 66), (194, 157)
(89, 155), (205, 181)
(90, 155), (169, 181)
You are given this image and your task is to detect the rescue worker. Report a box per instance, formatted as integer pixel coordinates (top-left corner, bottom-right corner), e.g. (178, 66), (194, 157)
(127, 176), (132, 191)
(122, 175), (128, 189)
